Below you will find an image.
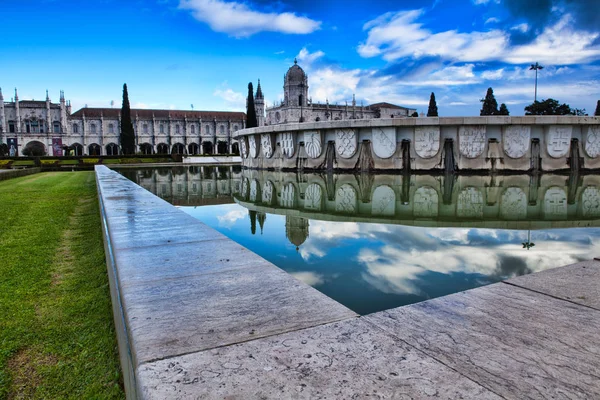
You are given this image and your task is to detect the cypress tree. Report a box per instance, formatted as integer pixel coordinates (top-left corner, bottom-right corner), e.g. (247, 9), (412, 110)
(246, 82), (258, 128)
(498, 103), (510, 116)
(480, 87), (499, 116)
(427, 92), (438, 117)
(120, 83), (136, 154)
(595, 100), (600, 116)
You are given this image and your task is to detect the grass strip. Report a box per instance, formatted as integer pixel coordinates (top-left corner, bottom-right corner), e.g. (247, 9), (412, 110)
(0, 172), (124, 399)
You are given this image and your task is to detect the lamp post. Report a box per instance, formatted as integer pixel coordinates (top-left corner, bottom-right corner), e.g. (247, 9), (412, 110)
(529, 62), (544, 103)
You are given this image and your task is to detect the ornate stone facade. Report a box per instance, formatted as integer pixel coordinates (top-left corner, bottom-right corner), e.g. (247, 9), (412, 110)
(0, 88), (247, 156)
(265, 60), (416, 126)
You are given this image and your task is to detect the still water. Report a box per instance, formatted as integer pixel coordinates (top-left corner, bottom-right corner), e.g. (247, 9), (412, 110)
(119, 166), (600, 315)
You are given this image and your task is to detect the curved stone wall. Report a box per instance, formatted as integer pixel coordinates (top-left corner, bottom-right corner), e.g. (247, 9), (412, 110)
(233, 116), (600, 171)
(234, 170), (600, 229)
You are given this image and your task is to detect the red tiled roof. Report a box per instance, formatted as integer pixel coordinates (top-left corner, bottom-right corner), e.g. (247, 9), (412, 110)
(70, 107), (246, 120)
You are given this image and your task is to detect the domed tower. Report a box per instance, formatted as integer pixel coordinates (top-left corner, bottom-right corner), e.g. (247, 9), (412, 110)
(284, 59), (308, 108)
(285, 216), (309, 251)
(254, 80), (265, 127)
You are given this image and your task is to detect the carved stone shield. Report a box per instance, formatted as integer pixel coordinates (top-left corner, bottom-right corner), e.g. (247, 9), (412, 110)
(335, 184), (357, 213)
(544, 186), (567, 219)
(413, 186), (439, 218)
(279, 183), (296, 208)
(582, 186), (600, 217)
(304, 131), (322, 159)
(262, 180), (274, 205)
(500, 187), (527, 219)
(459, 126), (486, 159)
(372, 127), (396, 159)
(503, 126), (530, 159)
(371, 185), (395, 216)
(414, 126), (440, 159)
(239, 137), (249, 159)
(261, 134), (274, 159)
(304, 183), (323, 211)
(249, 135), (258, 158)
(280, 132), (295, 158)
(335, 129), (357, 159)
(547, 126), (572, 158)
(584, 126), (600, 158)
(456, 187), (483, 218)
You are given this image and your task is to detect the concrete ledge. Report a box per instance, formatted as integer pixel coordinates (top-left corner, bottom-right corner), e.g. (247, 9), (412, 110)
(96, 165), (600, 399)
(183, 155), (241, 164)
(94, 165), (356, 398)
(0, 167), (40, 181)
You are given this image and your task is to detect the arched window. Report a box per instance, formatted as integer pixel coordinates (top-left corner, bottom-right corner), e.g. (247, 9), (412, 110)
(233, 125), (238, 131)
(205, 125), (211, 135)
(219, 125), (225, 134)
(108, 123), (114, 134)
(143, 124), (148, 134)
(176, 124), (180, 134)
(73, 124), (79, 133)
(90, 123), (97, 134)
(191, 125), (195, 134)
(53, 122), (60, 133)
(160, 124), (164, 134)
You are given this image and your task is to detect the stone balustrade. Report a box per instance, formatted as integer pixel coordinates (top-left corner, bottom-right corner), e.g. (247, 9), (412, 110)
(233, 116), (600, 171)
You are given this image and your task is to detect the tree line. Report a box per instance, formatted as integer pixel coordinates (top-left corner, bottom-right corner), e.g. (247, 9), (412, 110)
(424, 89), (599, 117)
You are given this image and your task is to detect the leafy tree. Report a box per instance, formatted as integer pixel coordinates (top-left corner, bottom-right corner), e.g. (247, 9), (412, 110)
(246, 82), (258, 128)
(480, 87), (498, 116)
(120, 83), (136, 154)
(427, 92), (438, 117)
(411, 111), (419, 117)
(498, 103), (510, 116)
(595, 100), (600, 116)
(524, 98), (574, 115)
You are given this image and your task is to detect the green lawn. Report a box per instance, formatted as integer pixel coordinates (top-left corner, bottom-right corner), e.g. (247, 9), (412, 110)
(0, 172), (124, 399)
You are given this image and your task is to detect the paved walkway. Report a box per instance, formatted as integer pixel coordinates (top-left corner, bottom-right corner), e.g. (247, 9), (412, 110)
(95, 165), (600, 399)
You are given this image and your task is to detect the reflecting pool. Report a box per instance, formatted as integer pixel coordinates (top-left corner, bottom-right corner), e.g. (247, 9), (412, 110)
(119, 166), (600, 315)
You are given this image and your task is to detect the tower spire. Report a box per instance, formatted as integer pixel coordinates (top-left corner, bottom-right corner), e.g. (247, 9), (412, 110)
(0, 87), (3, 101)
(255, 79), (264, 99)
(46, 89), (49, 101)
(14, 88), (18, 101)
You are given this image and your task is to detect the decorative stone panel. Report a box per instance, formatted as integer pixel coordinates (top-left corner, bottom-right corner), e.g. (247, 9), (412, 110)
(304, 183), (323, 211)
(335, 184), (357, 213)
(249, 135), (258, 158)
(500, 187), (527, 220)
(459, 126), (486, 159)
(503, 126), (530, 159)
(372, 127), (396, 159)
(547, 126), (572, 158)
(335, 129), (357, 159)
(240, 136), (249, 159)
(414, 126), (440, 159)
(413, 186), (439, 218)
(584, 126), (600, 158)
(457, 187), (484, 218)
(582, 186), (600, 217)
(261, 134), (274, 159)
(262, 180), (274, 205)
(249, 179), (259, 202)
(280, 133), (295, 158)
(304, 131), (322, 159)
(279, 183), (296, 208)
(544, 186), (567, 219)
(371, 185), (395, 216)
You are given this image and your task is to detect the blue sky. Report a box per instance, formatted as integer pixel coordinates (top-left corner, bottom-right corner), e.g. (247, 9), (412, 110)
(2, 0), (599, 115)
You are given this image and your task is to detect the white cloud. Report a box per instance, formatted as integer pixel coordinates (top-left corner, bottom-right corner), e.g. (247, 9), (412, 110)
(213, 83), (245, 110)
(216, 209), (246, 228)
(179, 0), (321, 37)
(289, 271), (324, 286)
(485, 17), (500, 24)
(511, 23), (529, 33)
(481, 68), (505, 80)
(358, 9), (508, 63)
(296, 47), (325, 65)
(358, 10), (600, 65)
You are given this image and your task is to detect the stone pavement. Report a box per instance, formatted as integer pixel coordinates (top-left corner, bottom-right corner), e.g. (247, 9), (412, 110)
(95, 166), (600, 399)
